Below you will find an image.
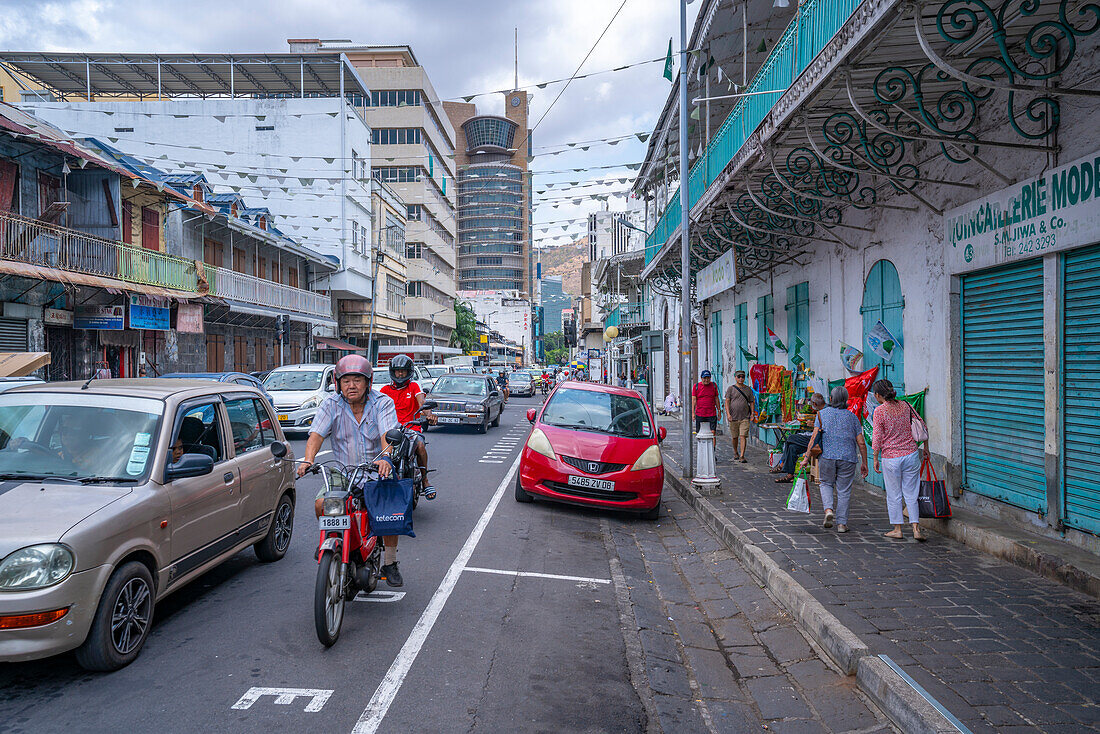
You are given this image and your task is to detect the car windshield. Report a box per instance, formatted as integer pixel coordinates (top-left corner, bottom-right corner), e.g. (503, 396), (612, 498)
(433, 376), (487, 396)
(264, 369), (324, 391)
(542, 388), (652, 439)
(0, 395), (162, 481)
(425, 366), (449, 377)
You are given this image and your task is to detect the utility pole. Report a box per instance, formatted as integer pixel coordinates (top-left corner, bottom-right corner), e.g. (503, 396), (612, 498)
(430, 312), (436, 365)
(679, 0), (693, 478)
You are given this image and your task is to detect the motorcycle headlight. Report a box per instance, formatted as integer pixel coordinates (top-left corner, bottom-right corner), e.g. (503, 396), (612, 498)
(465, 403), (485, 412)
(0, 544), (75, 591)
(631, 445), (662, 471)
(322, 493), (347, 516)
(525, 428), (555, 460)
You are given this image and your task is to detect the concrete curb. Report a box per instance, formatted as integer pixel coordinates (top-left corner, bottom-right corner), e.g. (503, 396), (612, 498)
(663, 463), (959, 734)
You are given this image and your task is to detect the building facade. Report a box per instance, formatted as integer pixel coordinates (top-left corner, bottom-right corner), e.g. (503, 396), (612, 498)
(459, 289), (532, 363)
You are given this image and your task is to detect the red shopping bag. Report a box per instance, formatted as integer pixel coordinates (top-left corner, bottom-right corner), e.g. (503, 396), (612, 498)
(917, 455), (951, 519)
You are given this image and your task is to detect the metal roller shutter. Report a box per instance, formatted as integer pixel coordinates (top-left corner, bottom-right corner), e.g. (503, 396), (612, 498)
(1063, 245), (1100, 535)
(961, 261), (1046, 512)
(0, 317), (27, 351)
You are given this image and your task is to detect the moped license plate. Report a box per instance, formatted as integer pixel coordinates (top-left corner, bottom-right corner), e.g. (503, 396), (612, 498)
(319, 515), (351, 531)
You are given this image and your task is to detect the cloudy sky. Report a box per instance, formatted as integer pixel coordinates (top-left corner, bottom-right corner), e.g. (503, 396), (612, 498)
(2, 0), (704, 247)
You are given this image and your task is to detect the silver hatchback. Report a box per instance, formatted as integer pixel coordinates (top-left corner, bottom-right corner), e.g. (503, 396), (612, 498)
(0, 379), (296, 670)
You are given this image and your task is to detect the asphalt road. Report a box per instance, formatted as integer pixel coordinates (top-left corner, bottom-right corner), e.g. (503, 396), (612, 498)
(0, 394), (646, 734)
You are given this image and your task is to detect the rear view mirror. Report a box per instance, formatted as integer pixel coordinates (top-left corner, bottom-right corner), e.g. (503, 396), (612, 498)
(165, 453), (214, 481)
(385, 428), (405, 445)
(270, 441), (287, 458)
(526, 408), (537, 423)
(325, 381), (335, 391)
(657, 426), (667, 442)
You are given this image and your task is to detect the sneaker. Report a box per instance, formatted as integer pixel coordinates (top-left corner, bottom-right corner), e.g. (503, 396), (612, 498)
(381, 562), (403, 588)
(823, 510), (835, 529)
(837, 524), (849, 533)
(423, 484), (436, 501)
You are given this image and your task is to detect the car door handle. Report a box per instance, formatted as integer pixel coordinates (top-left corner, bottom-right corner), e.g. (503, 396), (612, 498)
(223, 472), (234, 484)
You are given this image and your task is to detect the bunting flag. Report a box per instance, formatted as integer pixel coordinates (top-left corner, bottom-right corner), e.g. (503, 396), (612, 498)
(766, 327), (787, 352)
(739, 346), (758, 363)
(844, 366), (879, 419)
(790, 336), (806, 365)
(839, 341), (863, 373)
(865, 320), (899, 363)
(663, 39), (674, 81)
(690, 106), (700, 120)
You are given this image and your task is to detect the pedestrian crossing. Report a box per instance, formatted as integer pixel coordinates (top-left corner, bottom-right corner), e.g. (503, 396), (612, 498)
(477, 420), (530, 464)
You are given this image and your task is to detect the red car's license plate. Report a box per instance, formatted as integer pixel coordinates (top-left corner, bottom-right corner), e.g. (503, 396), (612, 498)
(567, 475), (615, 492)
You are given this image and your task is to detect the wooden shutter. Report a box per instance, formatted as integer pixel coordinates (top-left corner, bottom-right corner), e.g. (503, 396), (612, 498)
(140, 206), (159, 251)
(203, 238), (224, 267)
(0, 158), (18, 212)
(207, 334), (225, 371)
(233, 248), (246, 273)
(288, 266), (299, 289)
(234, 336), (249, 371)
(37, 171), (60, 213)
(121, 200), (133, 244)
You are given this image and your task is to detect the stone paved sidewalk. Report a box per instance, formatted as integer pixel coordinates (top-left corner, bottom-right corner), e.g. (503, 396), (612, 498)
(660, 422), (1100, 733)
(606, 492), (894, 733)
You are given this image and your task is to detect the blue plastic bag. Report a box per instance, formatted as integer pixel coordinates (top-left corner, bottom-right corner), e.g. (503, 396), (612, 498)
(361, 478), (416, 537)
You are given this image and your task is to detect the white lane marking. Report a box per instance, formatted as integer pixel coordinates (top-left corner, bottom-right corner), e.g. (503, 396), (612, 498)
(232, 687), (333, 713)
(354, 590), (406, 603)
(352, 451), (523, 734)
(478, 460), (505, 464)
(463, 567), (611, 585)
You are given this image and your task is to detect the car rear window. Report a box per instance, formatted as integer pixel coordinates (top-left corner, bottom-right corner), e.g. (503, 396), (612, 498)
(542, 388), (652, 439)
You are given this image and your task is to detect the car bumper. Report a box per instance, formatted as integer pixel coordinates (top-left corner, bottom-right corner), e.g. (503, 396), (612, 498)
(0, 564), (113, 662)
(273, 406), (317, 430)
(519, 448), (663, 512)
(432, 410), (487, 426)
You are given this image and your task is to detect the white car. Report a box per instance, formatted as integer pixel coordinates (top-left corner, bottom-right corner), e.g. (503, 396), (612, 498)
(262, 364), (335, 435)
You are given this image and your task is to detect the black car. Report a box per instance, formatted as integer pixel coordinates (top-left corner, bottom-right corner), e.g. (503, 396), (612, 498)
(427, 374), (505, 433)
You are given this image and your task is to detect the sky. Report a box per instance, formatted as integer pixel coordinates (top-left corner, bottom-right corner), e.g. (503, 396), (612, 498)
(1, 0), (704, 248)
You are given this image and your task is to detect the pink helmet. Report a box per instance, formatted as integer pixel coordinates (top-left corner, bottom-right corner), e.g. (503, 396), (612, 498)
(334, 354), (371, 383)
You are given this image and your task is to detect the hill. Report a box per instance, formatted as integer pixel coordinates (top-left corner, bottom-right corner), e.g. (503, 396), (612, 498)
(539, 237), (587, 295)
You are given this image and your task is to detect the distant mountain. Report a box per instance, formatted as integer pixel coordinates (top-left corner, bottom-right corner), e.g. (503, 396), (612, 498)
(539, 237), (587, 295)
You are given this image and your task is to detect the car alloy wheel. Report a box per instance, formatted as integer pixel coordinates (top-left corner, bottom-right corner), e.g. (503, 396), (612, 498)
(111, 577), (153, 655)
(273, 501), (293, 553)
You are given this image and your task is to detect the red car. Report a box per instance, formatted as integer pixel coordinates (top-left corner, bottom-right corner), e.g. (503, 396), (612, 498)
(516, 381), (666, 519)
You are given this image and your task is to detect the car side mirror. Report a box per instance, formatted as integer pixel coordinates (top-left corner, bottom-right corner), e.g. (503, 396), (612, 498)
(526, 408), (537, 423)
(490, 390), (500, 397)
(270, 441), (287, 458)
(165, 453), (215, 481)
(422, 400), (437, 411)
(424, 385), (432, 394)
(325, 381), (335, 391)
(658, 426), (667, 442)
(385, 428), (405, 445)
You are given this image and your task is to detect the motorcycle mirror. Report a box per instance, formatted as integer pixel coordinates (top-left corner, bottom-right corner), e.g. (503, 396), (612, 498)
(422, 400), (438, 411)
(270, 441), (287, 458)
(385, 428), (404, 445)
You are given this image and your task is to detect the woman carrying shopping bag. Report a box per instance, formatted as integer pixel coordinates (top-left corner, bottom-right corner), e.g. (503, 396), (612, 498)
(871, 379), (928, 541)
(803, 386), (867, 533)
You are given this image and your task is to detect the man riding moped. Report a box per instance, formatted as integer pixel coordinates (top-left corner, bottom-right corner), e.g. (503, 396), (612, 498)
(298, 354), (407, 587)
(379, 354), (436, 501)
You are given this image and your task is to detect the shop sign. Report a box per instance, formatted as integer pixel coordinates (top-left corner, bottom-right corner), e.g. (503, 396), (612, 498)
(129, 298), (170, 331)
(696, 248), (737, 300)
(43, 308), (73, 326)
(946, 149), (1100, 273)
(74, 305), (125, 330)
(176, 302), (204, 334)
(587, 348), (600, 358)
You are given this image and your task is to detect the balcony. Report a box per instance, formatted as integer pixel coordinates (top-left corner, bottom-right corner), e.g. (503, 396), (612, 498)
(0, 209), (197, 291)
(206, 266), (332, 320)
(605, 302), (647, 329)
(645, 0), (863, 263)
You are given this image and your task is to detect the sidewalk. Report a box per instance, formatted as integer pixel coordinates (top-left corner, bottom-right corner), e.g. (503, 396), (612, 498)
(659, 421), (1100, 733)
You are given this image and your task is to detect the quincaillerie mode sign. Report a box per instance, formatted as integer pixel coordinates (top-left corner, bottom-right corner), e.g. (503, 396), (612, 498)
(945, 150), (1100, 274)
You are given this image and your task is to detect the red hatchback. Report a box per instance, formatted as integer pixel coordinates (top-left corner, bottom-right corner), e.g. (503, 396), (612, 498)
(516, 381), (666, 519)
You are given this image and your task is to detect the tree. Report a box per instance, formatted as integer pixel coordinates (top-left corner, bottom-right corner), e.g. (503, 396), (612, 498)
(449, 300), (478, 353)
(543, 331), (569, 365)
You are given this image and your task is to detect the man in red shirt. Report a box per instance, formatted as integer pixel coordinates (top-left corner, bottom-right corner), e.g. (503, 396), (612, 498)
(691, 369), (721, 434)
(379, 355), (436, 500)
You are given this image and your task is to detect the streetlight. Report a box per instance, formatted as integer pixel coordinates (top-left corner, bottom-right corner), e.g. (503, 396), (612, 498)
(426, 304), (450, 365)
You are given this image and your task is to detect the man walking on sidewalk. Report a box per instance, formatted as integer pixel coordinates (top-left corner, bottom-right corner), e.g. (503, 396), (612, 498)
(724, 370), (753, 463)
(691, 370), (721, 434)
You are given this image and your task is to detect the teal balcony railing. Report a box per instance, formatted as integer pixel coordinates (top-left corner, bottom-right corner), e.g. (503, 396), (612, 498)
(605, 302), (647, 329)
(644, 0), (864, 265)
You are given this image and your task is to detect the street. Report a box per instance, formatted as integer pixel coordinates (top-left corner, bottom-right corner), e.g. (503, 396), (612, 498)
(0, 394), (891, 734)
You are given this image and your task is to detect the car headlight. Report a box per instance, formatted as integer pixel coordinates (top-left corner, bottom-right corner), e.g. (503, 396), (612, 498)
(0, 544), (75, 591)
(465, 403), (485, 412)
(631, 445), (662, 471)
(322, 494), (347, 516)
(526, 428), (555, 460)
(300, 395), (322, 410)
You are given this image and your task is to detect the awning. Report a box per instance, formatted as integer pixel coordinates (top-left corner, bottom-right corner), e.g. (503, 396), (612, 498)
(218, 298), (337, 329)
(0, 259), (199, 300)
(0, 352), (50, 377)
(315, 336), (364, 352)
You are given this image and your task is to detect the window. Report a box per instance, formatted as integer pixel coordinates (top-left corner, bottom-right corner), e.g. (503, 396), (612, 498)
(372, 166), (421, 183)
(258, 256), (267, 280)
(352, 222), (359, 249)
(255, 125), (274, 131)
(367, 89), (422, 107)
(406, 204), (422, 221)
(203, 238), (223, 267)
(288, 266), (299, 289)
(38, 171), (60, 214)
(121, 200), (133, 245)
(113, 127), (134, 133)
(253, 399), (278, 446)
(233, 247), (246, 273)
(406, 241), (423, 259)
(371, 128), (422, 145)
(174, 403), (224, 463)
(140, 206), (160, 251)
(476, 256), (503, 266)
(224, 397), (266, 455)
(407, 281), (422, 297)
(386, 274), (405, 316)
(207, 334), (225, 371)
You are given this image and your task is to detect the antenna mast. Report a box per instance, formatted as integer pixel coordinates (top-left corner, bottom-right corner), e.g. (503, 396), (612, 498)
(514, 27), (519, 89)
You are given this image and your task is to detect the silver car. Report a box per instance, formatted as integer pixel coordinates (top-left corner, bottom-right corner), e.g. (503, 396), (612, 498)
(0, 379), (295, 670)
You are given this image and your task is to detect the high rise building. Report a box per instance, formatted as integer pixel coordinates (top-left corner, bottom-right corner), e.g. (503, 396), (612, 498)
(444, 91), (532, 295)
(291, 41), (460, 349)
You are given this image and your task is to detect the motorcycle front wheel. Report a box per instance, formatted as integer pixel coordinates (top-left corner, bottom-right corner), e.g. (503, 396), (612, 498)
(315, 550), (346, 647)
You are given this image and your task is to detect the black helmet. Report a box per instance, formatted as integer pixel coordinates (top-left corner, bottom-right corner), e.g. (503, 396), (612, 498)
(389, 354), (414, 388)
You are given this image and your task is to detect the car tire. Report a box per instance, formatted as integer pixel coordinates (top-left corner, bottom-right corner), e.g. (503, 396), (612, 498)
(477, 415), (488, 434)
(75, 561), (156, 672)
(640, 501), (661, 521)
(491, 409), (501, 428)
(514, 472), (533, 502)
(254, 492), (294, 562)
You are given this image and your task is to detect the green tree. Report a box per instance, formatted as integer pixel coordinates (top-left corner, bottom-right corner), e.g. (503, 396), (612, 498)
(543, 331), (568, 365)
(449, 300), (478, 353)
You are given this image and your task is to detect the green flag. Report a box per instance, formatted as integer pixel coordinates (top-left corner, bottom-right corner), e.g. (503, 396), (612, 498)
(739, 347), (758, 363)
(663, 39), (674, 81)
(790, 336), (806, 365)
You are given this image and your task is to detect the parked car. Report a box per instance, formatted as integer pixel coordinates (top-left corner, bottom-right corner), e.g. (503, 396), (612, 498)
(262, 363), (335, 435)
(516, 382), (665, 519)
(160, 371), (273, 404)
(509, 371), (535, 397)
(0, 378), (295, 670)
(0, 377), (44, 393)
(428, 373), (504, 433)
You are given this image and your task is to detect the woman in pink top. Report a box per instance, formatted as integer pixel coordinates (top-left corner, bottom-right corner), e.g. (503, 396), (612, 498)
(871, 379), (928, 541)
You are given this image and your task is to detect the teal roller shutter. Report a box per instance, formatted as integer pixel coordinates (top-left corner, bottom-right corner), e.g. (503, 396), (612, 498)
(961, 261), (1046, 512)
(1063, 245), (1100, 535)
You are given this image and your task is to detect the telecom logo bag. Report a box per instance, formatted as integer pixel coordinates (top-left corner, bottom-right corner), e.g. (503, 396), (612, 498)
(917, 455), (951, 519)
(361, 477), (417, 537)
(784, 467), (811, 514)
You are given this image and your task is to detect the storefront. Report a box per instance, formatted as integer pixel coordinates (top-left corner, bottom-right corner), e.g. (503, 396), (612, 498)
(951, 150), (1100, 536)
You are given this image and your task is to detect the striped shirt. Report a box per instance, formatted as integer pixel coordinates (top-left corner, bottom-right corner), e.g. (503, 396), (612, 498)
(871, 400), (918, 459)
(310, 389), (400, 468)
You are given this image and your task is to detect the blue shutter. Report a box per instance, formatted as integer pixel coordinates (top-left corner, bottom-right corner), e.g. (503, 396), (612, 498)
(756, 295), (773, 364)
(735, 303), (748, 371)
(786, 281), (809, 369)
(711, 311), (723, 398)
(861, 261), (905, 392)
(1063, 245), (1100, 534)
(961, 260), (1046, 512)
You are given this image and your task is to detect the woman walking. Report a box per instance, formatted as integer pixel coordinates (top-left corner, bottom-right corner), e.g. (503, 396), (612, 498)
(803, 386), (867, 532)
(871, 379), (927, 541)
